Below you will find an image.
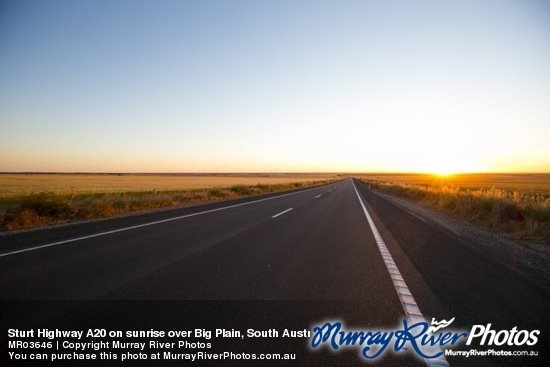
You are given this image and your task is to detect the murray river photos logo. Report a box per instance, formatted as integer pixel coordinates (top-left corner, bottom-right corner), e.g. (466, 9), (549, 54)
(310, 318), (540, 360)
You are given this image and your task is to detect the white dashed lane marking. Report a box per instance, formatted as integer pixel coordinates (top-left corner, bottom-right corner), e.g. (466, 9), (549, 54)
(271, 208), (293, 219)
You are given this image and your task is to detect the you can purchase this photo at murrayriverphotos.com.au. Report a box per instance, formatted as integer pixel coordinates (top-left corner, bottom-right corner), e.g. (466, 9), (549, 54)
(1, 0), (549, 366)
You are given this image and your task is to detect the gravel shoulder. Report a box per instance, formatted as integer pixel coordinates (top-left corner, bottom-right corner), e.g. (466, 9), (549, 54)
(372, 190), (550, 288)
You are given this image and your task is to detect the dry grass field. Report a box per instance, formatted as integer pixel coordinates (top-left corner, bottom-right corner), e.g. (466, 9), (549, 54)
(355, 173), (550, 193)
(0, 173), (339, 195)
(2, 173), (548, 245)
(358, 173), (550, 245)
(0, 173), (338, 231)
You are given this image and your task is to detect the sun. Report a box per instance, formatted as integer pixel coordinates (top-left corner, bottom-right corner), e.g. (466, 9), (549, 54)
(417, 154), (480, 176)
(431, 165), (458, 176)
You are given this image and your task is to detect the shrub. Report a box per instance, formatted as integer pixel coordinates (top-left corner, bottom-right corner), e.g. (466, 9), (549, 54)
(229, 185), (252, 195)
(19, 192), (72, 218)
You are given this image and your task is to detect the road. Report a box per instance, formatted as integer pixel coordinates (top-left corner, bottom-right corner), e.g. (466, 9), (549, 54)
(0, 178), (548, 366)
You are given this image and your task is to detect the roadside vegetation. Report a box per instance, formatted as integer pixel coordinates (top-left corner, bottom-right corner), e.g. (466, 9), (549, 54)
(360, 178), (550, 245)
(0, 181), (332, 232)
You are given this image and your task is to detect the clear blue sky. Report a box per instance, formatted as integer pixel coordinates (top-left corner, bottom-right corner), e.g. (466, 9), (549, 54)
(1, 0), (549, 173)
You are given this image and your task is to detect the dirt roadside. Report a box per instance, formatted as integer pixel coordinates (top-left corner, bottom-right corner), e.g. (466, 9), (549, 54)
(372, 190), (550, 288)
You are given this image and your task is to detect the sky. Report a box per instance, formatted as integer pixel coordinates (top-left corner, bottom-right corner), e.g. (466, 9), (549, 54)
(1, 0), (549, 173)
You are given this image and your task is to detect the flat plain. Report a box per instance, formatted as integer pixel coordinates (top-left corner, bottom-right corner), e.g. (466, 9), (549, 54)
(0, 173), (340, 196)
(1, 173), (548, 243)
(354, 173), (550, 193)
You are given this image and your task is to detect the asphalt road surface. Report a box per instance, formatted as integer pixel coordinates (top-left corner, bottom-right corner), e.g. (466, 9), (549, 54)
(1, 178), (548, 366)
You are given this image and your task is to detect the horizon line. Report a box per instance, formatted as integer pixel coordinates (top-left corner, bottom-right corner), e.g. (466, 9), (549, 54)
(1, 171), (550, 175)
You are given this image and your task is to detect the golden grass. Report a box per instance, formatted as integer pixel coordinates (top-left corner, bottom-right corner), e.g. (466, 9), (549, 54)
(0, 173), (339, 196)
(355, 173), (550, 193)
(4, 173), (547, 243)
(0, 173), (338, 232)
(359, 174), (550, 245)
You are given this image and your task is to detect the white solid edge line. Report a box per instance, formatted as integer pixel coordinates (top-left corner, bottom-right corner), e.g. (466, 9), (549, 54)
(352, 181), (450, 367)
(315, 195), (322, 198)
(271, 208), (293, 218)
(0, 185), (323, 258)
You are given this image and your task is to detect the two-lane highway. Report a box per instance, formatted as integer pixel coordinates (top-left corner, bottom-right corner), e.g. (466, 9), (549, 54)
(0, 179), (401, 303)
